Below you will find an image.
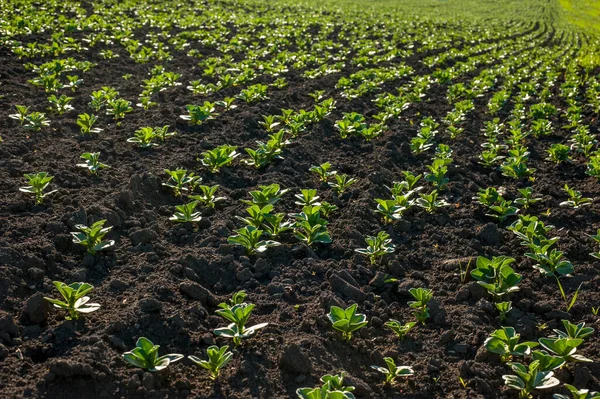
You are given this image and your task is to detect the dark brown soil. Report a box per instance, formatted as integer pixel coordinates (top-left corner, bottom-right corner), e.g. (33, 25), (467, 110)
(0, 5), (599, 399)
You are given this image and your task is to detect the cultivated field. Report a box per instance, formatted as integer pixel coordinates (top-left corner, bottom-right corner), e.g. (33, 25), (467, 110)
(0, 0), (599, 398)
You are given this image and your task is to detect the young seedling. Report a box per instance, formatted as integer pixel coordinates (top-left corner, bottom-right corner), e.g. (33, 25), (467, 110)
(106, 98), (133, 121)
(470, 256), (521, 299)
(355, 231), (396, 265)
(242, 184), (289, 207)
(503, 361), (559, 399)
(371, 358), (414, 385)
(527, 247), (574, 278)
(188, 345), (233, 380)
(408, 288), (433, 324)
(296, 372), (356, 399)
(295, 189), (321, 206)
(215, 97), (237, 111)
(76, 113), (103, 135)
(162, 169), (200, 196)
(236, 204), (274, 228)
(180, 102), (217, 124)
(385, 319), (416, 340)
(200, 144), (239, 173)
(546, 144), (570, 163)
(263, 213), (294, 238)
(9, 105), (30, 124)
(538, 337), (592, 363)
(77, 152), (109, 175)
(496, 301), (513, 322)
(48, 94), (74, 115)
(190, 185), (225, 208)
(152, 125), (176, 142)
(560, 184), (592, 208)
(214, 292), (268, 346)
(553, 319), (594, 339)
(473, 187), (501, 206)
(484, 327), (538, 362)
(127, 127), (159, 148)
(424, 159), (449, 189)
(416, 190), (450, 213)
(375, 199), (404, 223)
(320, 201), (339, 217)
(553, 384), (600, 399)
(24, 112), (50, 131)
(309, 162), (337, 182)
(66, 75), (82, 91)
(71, 220), (115, 254)
(457, 258), (472, 283)
(44, 281), (100, 320)
(122, 337), (183, 372)
(169, 201), (202, 223)
(259, 115), (280, 132)
(244, 143), (282, 169)
(20, 172), (57, 204)
(514, 187), (542, 209)
(328, 174), (357, 195)
(295, 220), (332, 247)
(486, 199), (519, 222)
(327, 304), (368, 341)
(227, 226), (280, 255)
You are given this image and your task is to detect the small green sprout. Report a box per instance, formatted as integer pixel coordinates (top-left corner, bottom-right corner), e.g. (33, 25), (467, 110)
(44, 281), (100, 320)
(214, 291), (268, 346)
(9, 105), (30, 124)
(76, 113), (103, 135)
(374, 199), (404, 223)
(503, 361), (559, 399)
(227, 226), (280, 254)
(546, 144), (570, 163)
(560, 184), (592, 208)
(416, 190), (450, 213)
(122, 337), (183, 372)
(71, 219), (115, 254)
(470, 256), (521, 299)
(328, 174), (357, 195)
(200, 144), (239, 173)
(309, 162), (337, 182)
(553, 384), (600, 399)
(327, 304), (368, 341)
(20, 172), (57, 204)
(496, 301), (513, 322)
(296, 372), (356, 399)
(48, 94), (74, 115)
(24, 111), (50, 131)
(355, 231), (396, 265)
(169, 201), (202, 223)
(371, 357), (414, 385)
(294, 189), (321, 206)
(190, 185), (225, 208)
(106, 98), (132, 121)
(77, 152), (109, 175)
(408, 287), (433, 324)
(484, 327), (538, 363)
(180, 102), (217, 124)
(188, 345), (233, 380)
(385, 319), (416, 340)
(162, 169), (200, 196)
(514, 187), (542, 209)
(127, 127), (159, 148)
